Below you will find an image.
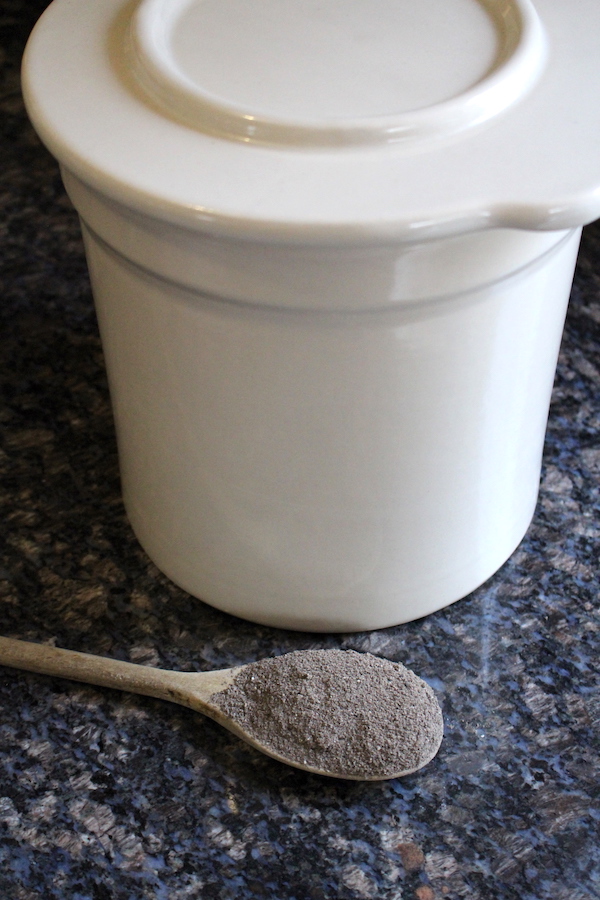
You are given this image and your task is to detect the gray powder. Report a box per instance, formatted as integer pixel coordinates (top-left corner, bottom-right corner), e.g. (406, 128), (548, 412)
(212, 649), (443, 779)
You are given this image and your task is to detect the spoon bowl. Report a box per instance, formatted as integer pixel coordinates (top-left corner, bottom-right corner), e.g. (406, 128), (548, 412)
(0, 637), (443, 780)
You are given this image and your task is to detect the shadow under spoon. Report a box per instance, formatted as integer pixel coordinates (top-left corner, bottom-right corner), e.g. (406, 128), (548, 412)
(0, 636), (443, 781)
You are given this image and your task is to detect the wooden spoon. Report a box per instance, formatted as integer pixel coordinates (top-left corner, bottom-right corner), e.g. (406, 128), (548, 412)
(0, 636), (442, 780)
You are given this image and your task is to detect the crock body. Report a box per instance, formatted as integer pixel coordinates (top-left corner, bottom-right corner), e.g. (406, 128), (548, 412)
(66, 172), (581, 630)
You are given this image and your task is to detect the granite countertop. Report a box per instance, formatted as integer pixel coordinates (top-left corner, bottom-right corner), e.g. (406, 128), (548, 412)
(1, 2), (599, 898)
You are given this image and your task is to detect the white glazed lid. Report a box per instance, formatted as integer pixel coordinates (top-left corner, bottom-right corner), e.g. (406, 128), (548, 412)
(22, 0), (600, 242)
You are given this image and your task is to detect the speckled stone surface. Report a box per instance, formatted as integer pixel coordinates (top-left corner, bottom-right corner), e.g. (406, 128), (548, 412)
(1, 3), (599, 898)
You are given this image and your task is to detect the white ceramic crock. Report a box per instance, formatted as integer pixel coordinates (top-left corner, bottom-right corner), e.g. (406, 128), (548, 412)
(22, 0), (600, 630)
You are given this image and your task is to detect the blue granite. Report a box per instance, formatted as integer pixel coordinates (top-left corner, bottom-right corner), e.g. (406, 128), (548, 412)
(1, 3), (599, 898)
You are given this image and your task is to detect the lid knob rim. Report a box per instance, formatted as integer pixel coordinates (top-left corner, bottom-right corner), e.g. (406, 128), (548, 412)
(129, 0), (548, 148)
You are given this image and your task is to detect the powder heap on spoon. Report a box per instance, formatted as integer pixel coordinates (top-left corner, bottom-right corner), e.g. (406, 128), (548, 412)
(212, 649), (443, 780)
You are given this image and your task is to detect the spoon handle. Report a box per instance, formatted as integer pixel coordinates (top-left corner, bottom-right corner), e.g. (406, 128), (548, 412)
(0, 635), (217, 708)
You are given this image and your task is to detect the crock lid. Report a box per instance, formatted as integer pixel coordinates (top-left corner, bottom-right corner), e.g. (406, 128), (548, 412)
(22, 0), (600, 242)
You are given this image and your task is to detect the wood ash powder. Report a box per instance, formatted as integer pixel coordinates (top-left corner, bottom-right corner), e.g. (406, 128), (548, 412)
(212, 649), (443, 779)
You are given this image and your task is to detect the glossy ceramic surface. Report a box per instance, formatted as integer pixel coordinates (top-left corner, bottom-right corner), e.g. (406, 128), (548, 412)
(21, 0), (600, 628)
(72, 169), (581, 629)
(22, 0), (600, 239)
(130, 0), (546, 146)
